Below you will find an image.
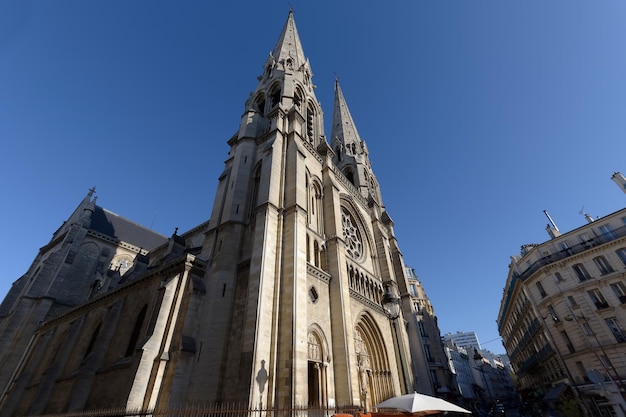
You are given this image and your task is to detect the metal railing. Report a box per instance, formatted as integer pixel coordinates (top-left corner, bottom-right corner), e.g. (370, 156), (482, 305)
(18, 404), (362, 417)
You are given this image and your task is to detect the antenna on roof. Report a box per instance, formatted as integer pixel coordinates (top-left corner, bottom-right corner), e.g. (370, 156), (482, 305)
(579, 206), (595, 223)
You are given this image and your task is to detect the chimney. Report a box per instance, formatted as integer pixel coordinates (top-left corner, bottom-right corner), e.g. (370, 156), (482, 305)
(611, 172), (626, 194)
(543, 210), (561, 238)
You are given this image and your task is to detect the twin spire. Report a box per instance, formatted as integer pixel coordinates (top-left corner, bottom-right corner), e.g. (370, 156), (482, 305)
(331, 79), (364, 153)
(262, 11), (365, 152)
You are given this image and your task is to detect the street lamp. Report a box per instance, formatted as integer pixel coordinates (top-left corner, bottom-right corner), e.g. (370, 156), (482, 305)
(381, 287), (401, 320)
(381, 285), (408, 393)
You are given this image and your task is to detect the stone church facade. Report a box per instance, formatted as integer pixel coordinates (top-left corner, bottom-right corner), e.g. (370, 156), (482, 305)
(0, 12), (415, 416)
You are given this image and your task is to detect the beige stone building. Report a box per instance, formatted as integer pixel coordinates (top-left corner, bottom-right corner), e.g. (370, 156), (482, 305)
(404, 267), (456, 398)
(0, 12), (416, 416)
(498, 178), (626, 416)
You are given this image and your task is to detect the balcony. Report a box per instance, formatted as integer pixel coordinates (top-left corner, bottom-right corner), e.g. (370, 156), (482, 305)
(517, 344), (555, 375)
(517, 223), (626, 282)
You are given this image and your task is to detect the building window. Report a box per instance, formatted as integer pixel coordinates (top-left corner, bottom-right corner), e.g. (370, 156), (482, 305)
(567, 295), (578, 307)
(599, 224), (615, 240)
(409, 284), (417, 297)
(576, 361), (588, 383)
(341, 207), (362, 259)
(419, 320), (428, 337)
(579, 233), (594, 248)
(610, 282), (626, 304)
(554, 272), (564, 282)
(559, 242), (572, 256)
(306, 102), (315, 143)
(605, 317), (626, 343)
(588, 289), (609, 310)
(572, 263), (592, 282)
(270, 84), (281, 107)
(424, 344), (434, 362)
(535, 281), (547, 298)
(616, 248), (626, 267)
(561, 330), (575, 353)
(125, 306), (147, 357)
(593, 256), (614, 275)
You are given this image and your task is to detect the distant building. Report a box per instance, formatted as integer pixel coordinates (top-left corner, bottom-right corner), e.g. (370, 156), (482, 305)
(444, 339), (516, 411)
(404, 267), (456, 398)
(498, 174), (626, 416)
(444, 341), (475, 404)
(443, 331), (481, 350)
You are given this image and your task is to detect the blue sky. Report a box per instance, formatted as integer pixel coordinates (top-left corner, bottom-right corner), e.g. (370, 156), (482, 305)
(2, 1), (626, 353)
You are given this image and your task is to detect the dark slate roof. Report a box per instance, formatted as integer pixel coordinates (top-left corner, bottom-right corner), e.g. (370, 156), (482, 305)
(90, 206), (168, 251)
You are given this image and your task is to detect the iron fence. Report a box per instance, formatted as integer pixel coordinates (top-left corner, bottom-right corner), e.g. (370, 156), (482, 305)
(19, 403), (363, 417)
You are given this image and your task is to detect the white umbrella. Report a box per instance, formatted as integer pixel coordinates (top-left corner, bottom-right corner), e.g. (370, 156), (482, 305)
(375, 392), (471, 415)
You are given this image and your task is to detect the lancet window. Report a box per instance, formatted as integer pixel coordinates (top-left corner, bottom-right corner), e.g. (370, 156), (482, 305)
(306, 102), (315, 143)
(347, 262), (383, 306)
(307, 177), (323, 233)
(270, 83), (281, 108)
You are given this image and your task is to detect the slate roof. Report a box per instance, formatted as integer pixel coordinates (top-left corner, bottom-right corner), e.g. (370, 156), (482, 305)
(90, 206), (168, 251)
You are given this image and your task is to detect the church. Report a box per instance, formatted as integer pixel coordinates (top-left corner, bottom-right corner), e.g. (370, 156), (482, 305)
(0, 11), (415, 416)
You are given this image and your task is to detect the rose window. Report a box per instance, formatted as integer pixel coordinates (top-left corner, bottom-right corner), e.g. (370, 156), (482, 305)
(342, 209), (362, 259)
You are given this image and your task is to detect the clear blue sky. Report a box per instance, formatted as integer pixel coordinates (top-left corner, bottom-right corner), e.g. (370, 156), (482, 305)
(2, 1), (626, 353)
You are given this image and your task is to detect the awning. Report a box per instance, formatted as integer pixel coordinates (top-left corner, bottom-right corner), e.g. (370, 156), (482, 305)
(543, 384), (568, 401)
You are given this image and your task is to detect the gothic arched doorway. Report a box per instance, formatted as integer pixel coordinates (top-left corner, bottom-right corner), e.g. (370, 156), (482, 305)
(307, 329), (328, 408)
(355, 314), (394, 411)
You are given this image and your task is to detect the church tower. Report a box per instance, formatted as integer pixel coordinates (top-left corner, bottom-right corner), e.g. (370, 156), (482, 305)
(189, 11), (414, 409)
(0, 11), (416, 415)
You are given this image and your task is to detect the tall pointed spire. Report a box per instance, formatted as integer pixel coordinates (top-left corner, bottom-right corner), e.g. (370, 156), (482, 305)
(331, 79), (362, 149)
(271, 10), (307, 72)
(241, 10), (321, 146)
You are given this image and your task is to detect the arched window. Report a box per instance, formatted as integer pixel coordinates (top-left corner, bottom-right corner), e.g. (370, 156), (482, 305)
(125, 305), (147, 357)
(306, 102), (315, 143)
(255, 94), (266, 116)
(294, 87), (303, 109)
(84, 323), (101, 359)
(270, 84), (281, 108)
(308, 180), (323, 233)
(314, 240), (320, 267)
(344, 168), (355, 186)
